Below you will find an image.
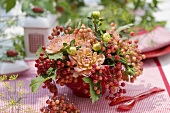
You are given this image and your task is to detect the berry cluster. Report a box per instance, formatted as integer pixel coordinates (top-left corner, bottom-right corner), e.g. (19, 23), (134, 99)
(90, 64), (127, 101)
(55, 60), (78, 86)
(48, 26), (64, 40)
(35, 53), (55, 75)
(40, 95), (80, 113)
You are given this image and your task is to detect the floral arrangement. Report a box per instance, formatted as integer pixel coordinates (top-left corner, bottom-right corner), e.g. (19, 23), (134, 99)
(30, 11), (145, 112)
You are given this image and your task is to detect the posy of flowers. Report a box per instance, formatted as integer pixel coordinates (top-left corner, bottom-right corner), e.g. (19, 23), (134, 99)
(30, 11), (145, 113)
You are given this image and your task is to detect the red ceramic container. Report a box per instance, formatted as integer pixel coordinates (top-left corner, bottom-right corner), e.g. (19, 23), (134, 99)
(65, 76), (106, 98)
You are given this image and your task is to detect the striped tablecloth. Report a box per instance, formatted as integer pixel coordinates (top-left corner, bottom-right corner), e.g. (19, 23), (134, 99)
(0, 58), (170, 113)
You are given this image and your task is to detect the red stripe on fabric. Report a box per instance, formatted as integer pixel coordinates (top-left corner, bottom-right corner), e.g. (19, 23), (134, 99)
(154, 58), (170, 96)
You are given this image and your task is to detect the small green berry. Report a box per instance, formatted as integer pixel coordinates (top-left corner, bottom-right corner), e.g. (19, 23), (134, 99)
(93, 42), (101, 51)
(91, 11), (100, 19)
(102, 33), (111, 42)
(67, 47), (77, 55)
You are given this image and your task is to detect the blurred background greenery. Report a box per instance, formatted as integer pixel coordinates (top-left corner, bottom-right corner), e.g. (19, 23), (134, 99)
(0, 0), (166, 58)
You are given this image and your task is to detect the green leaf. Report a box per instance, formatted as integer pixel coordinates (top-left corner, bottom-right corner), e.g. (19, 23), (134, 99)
(70, 40), (75, 47)
(116, 23), (134, 33)
(82, 77), (102, 104)
(99, 18), (104, 21)
(104, 42), (108, 47)
(5, 0), (16, 12)
(126, 67), (135, 76)
(30, 73), (56, 93)
(46, 67), (53, 75)
(36, 45), (44, 57)
(88, 20), (93, 28)
(76, 46), (81, 50)
(120, 57), (128, 64)
(48, 53), (63, 61)
(63, 43), (68, 47)
(87, 17), (92, 19)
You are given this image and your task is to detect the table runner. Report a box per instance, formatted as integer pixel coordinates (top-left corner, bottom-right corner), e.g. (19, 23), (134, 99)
(0, 59), (170, 113)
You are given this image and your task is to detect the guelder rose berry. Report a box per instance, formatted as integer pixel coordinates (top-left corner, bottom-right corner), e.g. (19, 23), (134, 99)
(67, 47), (77, 55)
(93, 42), (101, 51)
(91, 11), (100, 19)
(102, 33), (111, 42)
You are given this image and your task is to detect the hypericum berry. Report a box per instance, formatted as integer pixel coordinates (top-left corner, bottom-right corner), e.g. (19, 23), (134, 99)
(48, 36), (54, 40)
(102, 33), (111, 42)
(57, 60), (61, 65)
(130, 32), (134, 36)
(93, 86), (98, 90)
(59, 26), (63, 32)
(55, 100), (60, 104)
(98, 76), (103, 80)
(92, 64), (97, 68)
(46, 99), (51, 104)
(110, 22), (115, 27)
(35, 59), (40, 63)
(121, 82), (125, 87)
(40, 52), (45, 56)
(107, 54), (112, 58)
(92, 42), (101, 51)
(91, 69), (96, 74)
(39, 56), (44, 61)
(96, 90), (101, 94)
(66, 61), (71, 66)
(114, 55), (120, 60)
(67, 47), (77, 55)
(134, 40), (138, 44)
(91, 11), (100, 19)
(40, 107), (44, 112)
(93, 80), (98, 84)
(105, 84), (109, 89)
(106, 49), (111, 54)
(123, 89), (126, 94)
(42, 46), (46, 50)
(6, 50), (18, 57)
(105, 96), (110, 100)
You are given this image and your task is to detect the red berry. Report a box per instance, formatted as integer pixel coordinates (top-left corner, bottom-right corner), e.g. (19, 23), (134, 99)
(93, 86), (98, 90)
(35, 59), (40, 63)
(42, 46), (46, 50)
(48, 36), (54, 40)
(66, 61), (70, 66)
(123, 89), (126, 94)
(40, 107), (44, 112)
(32, 6), (44, 13)
(92, 64), (97, 68)
(93, 80), (98, 84)
(40, 52), (44, 56)
(130, 32), (134, 36)
(121, 82), (125, 87)
(6, 50), (18, 57)
(96, 90), (101, 94)
(114, 55), (120, 60)
(107, 54), (112, 58)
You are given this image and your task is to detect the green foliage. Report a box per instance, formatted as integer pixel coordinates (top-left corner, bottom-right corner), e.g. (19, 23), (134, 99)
(30, 68), (56, 93)
(82, 77), (102, 103)
(36, 45), (46, 58)
(116, 24), (134, 33)
(12, 35), (25, 57)
(1, 0), (166, 30)
(5, 0), (16, 12)
(48, 53), (63, 61)
(70, 39), (75, 47)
